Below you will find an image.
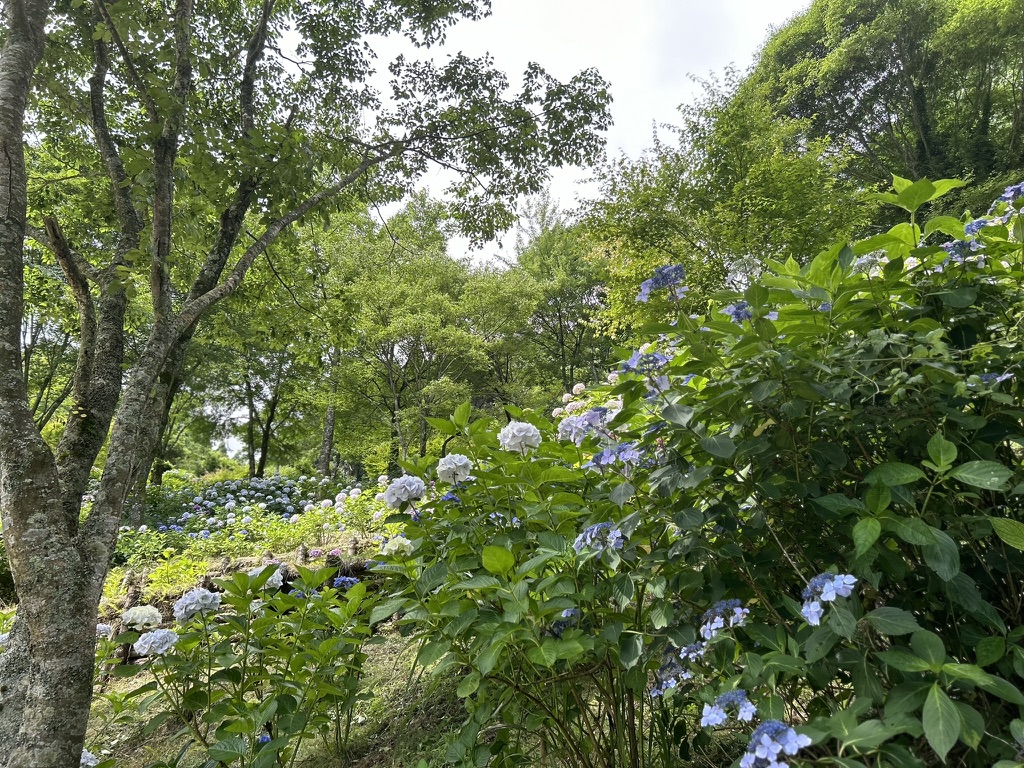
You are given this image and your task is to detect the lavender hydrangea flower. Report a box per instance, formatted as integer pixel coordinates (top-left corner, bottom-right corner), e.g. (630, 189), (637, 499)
(172, 587), (221, 623)
(701, 689), (757, 726)
(573, 522), (626, 554)
(699, 599), (749, 639)
(722, 301), (754, 324)
(801, 573), (857, 626)
(134, 628), (179, 657)
(636, 264), (687, 302)
(739, 720), (812, 768)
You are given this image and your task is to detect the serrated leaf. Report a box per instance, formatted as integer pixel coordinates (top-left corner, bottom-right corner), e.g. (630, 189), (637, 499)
(209, 737), (248, 761)
(991, 517), (1024, 551)
(866, 607), (921, 635)
(921, 529), (960, 581)
(949, 461), (1013, 490)
(527, 640), (558, 668)
(618, 633), (643, 669)
(922, 684), (959, 762)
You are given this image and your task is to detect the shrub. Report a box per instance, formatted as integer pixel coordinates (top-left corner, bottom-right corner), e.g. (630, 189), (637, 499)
(372, 179), (1024, 767)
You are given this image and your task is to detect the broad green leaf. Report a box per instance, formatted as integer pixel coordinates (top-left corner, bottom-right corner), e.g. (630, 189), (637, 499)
(456, 671), (481, 697)
(618, 633), (643, 669)
(610, 482), (634, 508)
(976, 636), (1005, 667)
(991, 517), (1024, 551)
(926, 432), (957, 468)
(922, 684), (959, 762)
(876, 648), (932, 673)
(453, 402), (471, 427)
(921, 529), (960, 581)
(527, 640), (558, 668)
(950, 461), (1013, 490)
(852, 518), (881, 556)
(866, 607), (921, 635)
(910, 631), (945, 669)
(700, 434), (736, 459)
(955, 701), (985, 749)
(895, 179), (936, 213)
(370, 598), (406, 626)
(481, 546), (514, 577)
(208, 737), (248, 762)
(864, 462), (926, 486)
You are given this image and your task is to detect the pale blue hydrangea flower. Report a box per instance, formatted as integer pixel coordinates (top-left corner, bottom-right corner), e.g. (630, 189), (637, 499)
(739, 720), (812, 768)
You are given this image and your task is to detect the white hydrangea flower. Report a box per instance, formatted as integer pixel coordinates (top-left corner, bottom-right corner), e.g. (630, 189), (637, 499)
(384, 475), (426, 509)
(247, 564), (284, 590)
(0, 632), (9, 649)
(137, 525), (148, 533)
(437, 453), (472, 484)
(381, 536), (415, 557)
(606, 372), (619, 384)
(561, 393), (572, 403)
(320, 499), (333, 508)
(350, 488), (361, 498)
(572, 383), (586, 395)
(335, 491), (348, 502)
(95, 623), (114, 639)
(172, 588), (222, 623)
(123, 605), (162, 630)
(498, 421), (542, 454)
(134, 628), (178, 657)
(551, 407), (564, 418)
(377, 474), (390, 486)
(80, 749), (100, 767)
(374, 492), (387, 503)
(564, 400), (587, 414)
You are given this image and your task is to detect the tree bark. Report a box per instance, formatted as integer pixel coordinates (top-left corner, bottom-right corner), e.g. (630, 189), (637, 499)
(316, 402), (336, 476)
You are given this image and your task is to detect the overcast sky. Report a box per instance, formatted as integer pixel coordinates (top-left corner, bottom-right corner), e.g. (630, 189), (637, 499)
(374, 0), (811, 249)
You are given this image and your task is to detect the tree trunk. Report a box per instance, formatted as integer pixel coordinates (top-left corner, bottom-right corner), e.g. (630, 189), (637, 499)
(245, 377), (257, 477)
(316, 402), (336, 476)
(255, 390), (278, 478)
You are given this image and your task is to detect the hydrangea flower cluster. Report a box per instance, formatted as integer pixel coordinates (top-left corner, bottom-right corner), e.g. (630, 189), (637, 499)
(381, 535), (415, 557)
(333, 576), (359, 590)
(96, 623), (114, 639)
(588, 442), (642, 469)
(739, 720), (812, 768)
(551, 608), (580, 637)
(384, 475), (427, 509)
(722, 301), (754, 324)
(700, 599), (749, 640)
(497, 421), (542, 454)
(134, 628), (179, 657)
(701, 689), (757, 726)
(621, 350), (669, 375)
(172, 587), (222, 623)
(436, 453), (473, 484)
(123, 605), (162, 630)
(80, 749), (100, 767)
(557, 405), (616, 446)
(991, 181), (1024, 210)
(801, 573), (857, 625)
(636, 264), (687, 303)
(573, 522), (626, 554)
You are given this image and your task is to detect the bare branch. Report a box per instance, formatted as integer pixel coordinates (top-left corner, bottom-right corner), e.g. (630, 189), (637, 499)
(241, 0), (275, 135)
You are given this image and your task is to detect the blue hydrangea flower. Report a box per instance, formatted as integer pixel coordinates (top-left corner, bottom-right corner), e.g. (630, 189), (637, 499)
(801, 573), (857, 626)
(573, 522), (626, 554)
(621, 350), (670, 375)
(739, 720), (812, 768)
(992, 181), (1024, 210)
(700, 599), (749, 639)
(333, 576), (359, 590)
(637, 264), (687, 302)
(817, 302), (832, 313)
(721, 301), (754, 324)
(257, 733), (271, 746)
(977, 372), (1014, 385)
(440, 491), (461, 503)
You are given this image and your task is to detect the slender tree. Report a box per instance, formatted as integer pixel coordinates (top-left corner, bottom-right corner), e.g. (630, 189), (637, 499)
(0, 1), (610, 764)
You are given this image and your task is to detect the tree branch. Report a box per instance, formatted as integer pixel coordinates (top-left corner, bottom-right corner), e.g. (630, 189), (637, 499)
(25, 224), (101, 283)
(91, 0), (159, 121)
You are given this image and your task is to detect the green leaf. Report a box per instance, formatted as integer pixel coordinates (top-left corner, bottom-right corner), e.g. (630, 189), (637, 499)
(864, 462), (926, 486)
(618, 633), (644, 669)
(955, 701), (985, 749)
(208, 737), (248, 762)
(876, 648), (932, 673)
(456, 672), (481, 698)
(662, 403), (694, 426)
(921, 529), (960, 581)
(942, 664), (1024, 704)
(852, 518), (881, 556)
(976, 636), (1005, 667)
(949, 461), (1013, 490)
(370, 598), (406, 626)
(700, 434), (736, 459)
(922, 684), (960, 762)
(527, 640), (558, 668)
(417, 639), (451, 667)
(926, 432), (957, 468)
(425, 417), (458, 436)
(610, 482), (634, 508)
(924, 216), (966, 240)
(910, 631), (945, 669)
(481, 546), (515, 577)
(895, 179), (936, 213)
(866, 607), (921, 635)
(991, 517), (1024, 551)
(453, 402), (471, 428)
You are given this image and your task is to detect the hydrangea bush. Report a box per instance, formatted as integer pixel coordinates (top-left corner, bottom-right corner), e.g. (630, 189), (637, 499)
(369, 179), (1024, 767)
(112, 566), (373, 767)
